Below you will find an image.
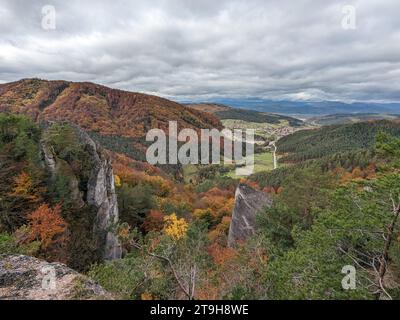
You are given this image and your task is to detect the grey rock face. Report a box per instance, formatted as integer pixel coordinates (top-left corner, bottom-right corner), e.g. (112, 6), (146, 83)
(0, 255), (112, 300)
(228, 184), (272, 247)
(75, 128), (122, 261)
(41, 140), (85, 208)
(40, 140), (57, 173)
(40, 125), (122, 261)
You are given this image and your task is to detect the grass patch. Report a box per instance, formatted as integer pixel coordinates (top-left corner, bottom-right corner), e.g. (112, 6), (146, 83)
(224, 152), (276, 178)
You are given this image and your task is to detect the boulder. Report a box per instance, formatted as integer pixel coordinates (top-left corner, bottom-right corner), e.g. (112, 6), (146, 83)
(0, 255), (112, 300)
(228, 184), (272, 247)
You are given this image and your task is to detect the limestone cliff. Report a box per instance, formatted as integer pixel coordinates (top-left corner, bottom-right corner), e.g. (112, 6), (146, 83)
(0, 255), (112, 300)
(75, 127), (122, 260)
(40, 124), (122, 261)
(228, 184), (272, 247)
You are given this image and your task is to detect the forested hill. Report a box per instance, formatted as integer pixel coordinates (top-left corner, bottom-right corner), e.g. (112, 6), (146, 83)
(187, 103), (303, 127)
(277, 120), (400, 163)
(0, 78), (221, 138)
(215, 109), (303, 127)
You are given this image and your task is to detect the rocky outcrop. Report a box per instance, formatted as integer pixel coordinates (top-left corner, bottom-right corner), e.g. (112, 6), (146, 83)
(228, 184), (272, 247)
(41, 140), (85, 208)
(75, 127), (122, 261)
(40, 124), (122, 261)
(0, 255), (112, 300)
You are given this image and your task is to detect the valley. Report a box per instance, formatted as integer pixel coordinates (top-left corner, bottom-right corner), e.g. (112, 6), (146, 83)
(2, 0), (400, 306)
(1, 79), (400, 300)
(186, 103), (315, 178)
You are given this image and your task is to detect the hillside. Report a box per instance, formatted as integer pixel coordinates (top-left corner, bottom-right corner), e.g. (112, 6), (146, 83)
(187, 103), (303, 127)
(277, 120), (400, 163)
(2, 111), (400, 300)
(0, 79), (221, 138)
(308, 113), (400, 126)
(0, 115), (123, 270)
(185, 103), (230, 113)
(215, 109), (303, 127)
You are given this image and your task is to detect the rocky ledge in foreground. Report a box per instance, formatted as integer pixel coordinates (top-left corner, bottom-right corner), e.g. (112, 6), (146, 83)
(228, 184), (272, 247)
(0, 255), (111, 300)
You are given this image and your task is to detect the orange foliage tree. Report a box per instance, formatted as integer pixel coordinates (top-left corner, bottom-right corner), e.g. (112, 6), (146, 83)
(208, 216), (232, 243)
(27, 203), (68, 249)
(207, 243), (237, 266)
(142, 210), (164, 232)
(197, 188), (235, 225)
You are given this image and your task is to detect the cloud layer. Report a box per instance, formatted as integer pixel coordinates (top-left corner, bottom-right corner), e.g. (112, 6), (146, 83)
(0, 0), (399, 102)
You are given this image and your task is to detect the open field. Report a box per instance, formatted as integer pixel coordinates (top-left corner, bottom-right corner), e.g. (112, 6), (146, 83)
(224, 151), (276, 178)
(182, 151), (277, 182)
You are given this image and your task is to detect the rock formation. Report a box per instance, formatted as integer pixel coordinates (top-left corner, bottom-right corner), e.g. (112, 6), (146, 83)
(228, 184), (272, 247)
(75, 127), (122, 260)
(0, 255), (111, 300)
(40, 124), (122, 261)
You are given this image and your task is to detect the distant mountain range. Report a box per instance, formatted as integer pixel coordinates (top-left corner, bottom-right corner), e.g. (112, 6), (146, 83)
(308, 113), (400, 126)
(188, 99), (400, 117)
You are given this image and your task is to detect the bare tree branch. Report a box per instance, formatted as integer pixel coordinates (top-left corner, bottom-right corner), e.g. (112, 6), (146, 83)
(130, 241), (193, 300)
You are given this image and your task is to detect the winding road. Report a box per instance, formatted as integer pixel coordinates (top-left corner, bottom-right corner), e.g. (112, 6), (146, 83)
(271, 141), (278, 170)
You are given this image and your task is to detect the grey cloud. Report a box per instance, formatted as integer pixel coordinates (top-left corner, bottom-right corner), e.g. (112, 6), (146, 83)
(0, 0), (399, 103)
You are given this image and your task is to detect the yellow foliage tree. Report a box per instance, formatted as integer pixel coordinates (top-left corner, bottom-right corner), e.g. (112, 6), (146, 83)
(163, 213), (188, 241)
(193, 208), (212, 220)
(12, 172), (32, 195)
(114, 174), (122, 188)
(10, 171), (42, 202)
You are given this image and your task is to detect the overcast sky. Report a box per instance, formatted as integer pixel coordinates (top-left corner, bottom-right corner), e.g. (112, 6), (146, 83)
(0, 0), (399, 103)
